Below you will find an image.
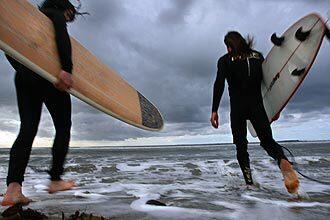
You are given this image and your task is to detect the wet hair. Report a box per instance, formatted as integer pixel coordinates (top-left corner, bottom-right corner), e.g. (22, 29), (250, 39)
(224, 31), (254, 57)
(40, 0), (89, 22)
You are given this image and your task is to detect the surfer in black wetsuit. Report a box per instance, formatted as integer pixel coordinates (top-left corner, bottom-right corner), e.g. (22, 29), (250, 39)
(2, 0), (80, 206)
(210, 31), (300, 193)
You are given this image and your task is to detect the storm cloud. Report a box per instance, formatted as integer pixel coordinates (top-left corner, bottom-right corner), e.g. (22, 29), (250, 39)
(0, 0), (329, 146)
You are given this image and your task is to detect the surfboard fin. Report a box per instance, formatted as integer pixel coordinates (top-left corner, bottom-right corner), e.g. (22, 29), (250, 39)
(271, 33), (285, 46)
(295, 27), (311, 42)
(291, 68), (305, 76)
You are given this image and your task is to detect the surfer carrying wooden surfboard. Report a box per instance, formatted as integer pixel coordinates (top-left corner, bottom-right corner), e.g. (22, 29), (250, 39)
(210, 31), (300, 194)
(1, 0), (82, 206)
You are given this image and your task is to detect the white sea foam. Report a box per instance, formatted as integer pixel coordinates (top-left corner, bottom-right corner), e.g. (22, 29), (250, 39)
(119, 179), (240, 219)
(294, 156), (329, 164)
(242, 194), (330, 208)
(0, 166), (6, 173)
(298, 181), (330, 193)
(34, 184), (48, 191)
(74, 190), (107, 199)
(0, 143), (329, 219)
(25, 167), (36, 174)
(211, 200), (243, 210)
(223, 159), (238, 166)
(130, 196), (237, 220)
(87, 182), (125, 194)
(116, 162), (153, 172)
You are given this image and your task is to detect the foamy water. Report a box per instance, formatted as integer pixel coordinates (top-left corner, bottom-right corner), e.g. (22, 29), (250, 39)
(0, 142), (329, 219)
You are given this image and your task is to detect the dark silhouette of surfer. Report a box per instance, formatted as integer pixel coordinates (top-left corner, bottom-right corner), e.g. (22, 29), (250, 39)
(1, 0), (84, 206)
(211, 31), (300, 194)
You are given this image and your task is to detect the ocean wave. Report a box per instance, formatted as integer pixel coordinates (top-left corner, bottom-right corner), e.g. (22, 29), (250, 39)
(242, 194), (330, 208)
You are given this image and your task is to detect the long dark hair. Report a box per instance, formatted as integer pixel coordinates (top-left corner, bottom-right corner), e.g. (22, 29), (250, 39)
(40, 0), (89, 22)
(224, 31), (254, 57)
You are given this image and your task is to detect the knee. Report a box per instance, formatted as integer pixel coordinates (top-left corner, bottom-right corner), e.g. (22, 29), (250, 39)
(233, 135), (248, 147)
(260, 138), (276, 149)
(18, 123), (38, 141)
(55, 121), (71, 134)
(233, 134), (248, 152)
(235, 143), (249, 160)
(236, 148), (249, 159)
(54, 122), (71, 145)
(259, 131), (276, 147)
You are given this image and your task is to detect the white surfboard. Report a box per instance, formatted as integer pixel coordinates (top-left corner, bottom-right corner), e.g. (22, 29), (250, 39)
(248, 13), (328, 137)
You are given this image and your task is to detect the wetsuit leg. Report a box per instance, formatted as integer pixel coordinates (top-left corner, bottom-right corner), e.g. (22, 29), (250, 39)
(44, 83), (71, 181)
(249, 103), (288, 166)
(7, 72), (43, 186)
(230, 110), (253, 185)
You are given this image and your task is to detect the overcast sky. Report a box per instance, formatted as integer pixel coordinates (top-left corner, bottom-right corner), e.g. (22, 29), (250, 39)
(0, 0), (329, 147)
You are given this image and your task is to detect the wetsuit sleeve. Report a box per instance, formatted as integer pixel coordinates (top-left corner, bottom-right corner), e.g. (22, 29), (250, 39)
(44, 10), (73, 74)
(212, 57), (226, 112)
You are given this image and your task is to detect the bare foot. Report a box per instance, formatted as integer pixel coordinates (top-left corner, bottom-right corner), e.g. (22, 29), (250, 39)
(1, 183), (32, 206)
(280, 159), (300, 194)
(47, 180), (76, 194)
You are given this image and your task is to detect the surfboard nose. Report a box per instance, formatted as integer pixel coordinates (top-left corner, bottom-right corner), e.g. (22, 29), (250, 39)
(138, 92), (164, 131)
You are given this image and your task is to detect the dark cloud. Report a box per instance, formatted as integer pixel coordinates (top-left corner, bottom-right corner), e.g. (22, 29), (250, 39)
(1, 0), (330, 144)
(158, 0), (196, 26)
(0, 56), (17, 106)
(80, 1), (125, 26)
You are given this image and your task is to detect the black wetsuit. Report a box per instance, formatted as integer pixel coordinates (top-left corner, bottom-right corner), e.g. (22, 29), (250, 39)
(6, 9), (73, 186)
(212, 50), (288, 185)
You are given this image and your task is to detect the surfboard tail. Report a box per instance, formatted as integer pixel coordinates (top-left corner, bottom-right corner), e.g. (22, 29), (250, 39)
(138, 92), (164, 130)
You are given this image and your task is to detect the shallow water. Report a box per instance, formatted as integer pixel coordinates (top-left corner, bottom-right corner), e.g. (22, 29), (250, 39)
(0, 142), (329, 219)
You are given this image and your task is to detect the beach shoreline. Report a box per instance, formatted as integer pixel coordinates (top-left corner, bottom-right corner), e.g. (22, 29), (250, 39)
(1, 142), (329, 220)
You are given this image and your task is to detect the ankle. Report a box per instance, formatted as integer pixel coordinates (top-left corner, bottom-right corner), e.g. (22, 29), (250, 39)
(6, 182), (22, 194)
(280, 159), (292, 169)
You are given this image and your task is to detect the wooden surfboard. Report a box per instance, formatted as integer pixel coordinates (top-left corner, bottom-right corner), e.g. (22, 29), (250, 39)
(248, 13), (328, 137)
(0, 0), (163, 131)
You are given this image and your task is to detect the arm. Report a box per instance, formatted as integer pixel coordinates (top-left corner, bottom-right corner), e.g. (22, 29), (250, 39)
(41, 9), (73, 90)
(44, 9), (73, 74)
(210, 57), (226, 128)
(212, 58), (226, 113)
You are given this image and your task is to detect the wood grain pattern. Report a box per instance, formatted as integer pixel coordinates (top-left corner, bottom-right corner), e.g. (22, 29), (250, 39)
(0, 0), (163, 131)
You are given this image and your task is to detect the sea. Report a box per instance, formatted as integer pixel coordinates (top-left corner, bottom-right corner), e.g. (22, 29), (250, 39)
(0, 141), (329, 220)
